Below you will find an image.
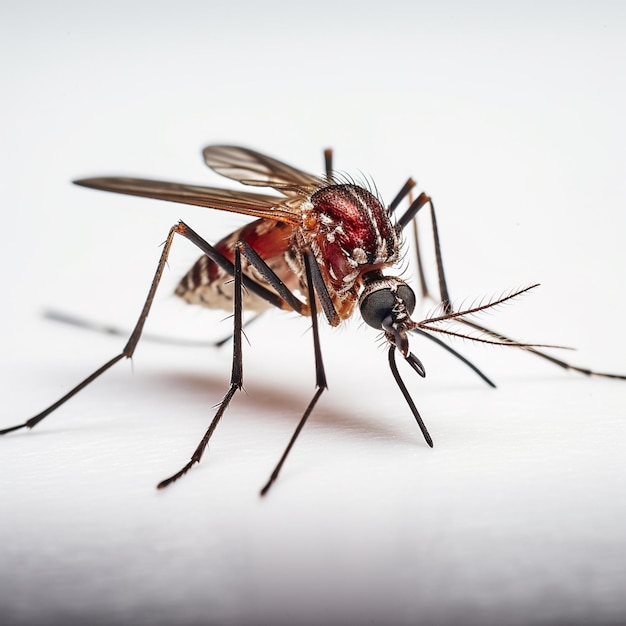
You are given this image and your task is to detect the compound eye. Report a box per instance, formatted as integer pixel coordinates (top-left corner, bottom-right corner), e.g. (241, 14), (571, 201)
(359, 280), (416, 330)
(360, 287), (396, 329)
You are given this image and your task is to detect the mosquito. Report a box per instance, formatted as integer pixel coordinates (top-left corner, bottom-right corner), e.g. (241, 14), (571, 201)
(2, 146), (624, 495)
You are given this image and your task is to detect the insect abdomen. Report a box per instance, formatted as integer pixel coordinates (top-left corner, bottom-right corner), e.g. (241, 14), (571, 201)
(175, 219), (299, 313)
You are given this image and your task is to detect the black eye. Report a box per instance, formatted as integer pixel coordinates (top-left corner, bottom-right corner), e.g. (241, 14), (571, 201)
(359, 279), (416, 330)
(360, 288), (396, 329)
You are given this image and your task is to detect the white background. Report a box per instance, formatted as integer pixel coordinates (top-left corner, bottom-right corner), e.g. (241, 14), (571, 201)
(1, 2), (626, 625)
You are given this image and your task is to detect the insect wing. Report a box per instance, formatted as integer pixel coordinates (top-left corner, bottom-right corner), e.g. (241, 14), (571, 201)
(73, 177), (301, 224)
(203, 145), (326, 195)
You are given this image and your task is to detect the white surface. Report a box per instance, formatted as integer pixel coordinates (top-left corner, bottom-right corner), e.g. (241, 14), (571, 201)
(1, 2), (626, 625)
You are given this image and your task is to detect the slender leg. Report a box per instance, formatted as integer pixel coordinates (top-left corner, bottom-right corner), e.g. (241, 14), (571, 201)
(394, 191), (493, 384)
(324, 149), (333, 180)
(304, 245), (340, 326)
(412, 213), (431, 301)
(42, 309), (262, 348)
(158, 241), (339, 490)
(157, 245), (245, 488)
(1, 222), (180, 435)
(237, 241), (305, 314)
(259, 251), (330, 496)
(397, 193), (451, 311)
(388, 178), (416, 214)
(394, 187), (430, 300)
(0, 220), (296, 437)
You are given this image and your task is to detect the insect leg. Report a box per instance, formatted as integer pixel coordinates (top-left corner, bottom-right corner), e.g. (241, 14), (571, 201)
(305, 245), (341, 326)
(324, 149), (333, 180)
(236, 241), (304, 314)
(396, 193), (452, 312)
(157, 245), (246, 488)
(0, 221), (282, 437)
(393, 192), (495, 384)
(42, 308), (262, 348)
(238, 236), (339, 327)
(158, 238), (336, 490)
(395, 190), (430, 301)
(391, 190), (436, 300)
(388, 178), (417, 214)
(260, 251), (329, 496)
(410, 215), (431, 301)
(0, 222), (188, 436)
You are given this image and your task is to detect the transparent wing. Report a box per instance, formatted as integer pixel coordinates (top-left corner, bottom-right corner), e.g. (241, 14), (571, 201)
(73, 177), (301, 224)
(203, 145), (327, 195)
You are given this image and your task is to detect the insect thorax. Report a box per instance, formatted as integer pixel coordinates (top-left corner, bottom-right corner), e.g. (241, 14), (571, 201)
(299, 184), (399, 317)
